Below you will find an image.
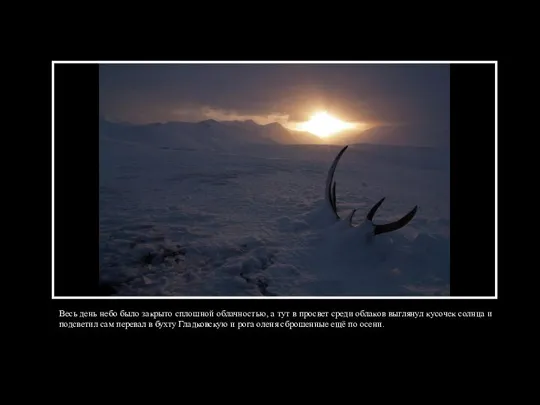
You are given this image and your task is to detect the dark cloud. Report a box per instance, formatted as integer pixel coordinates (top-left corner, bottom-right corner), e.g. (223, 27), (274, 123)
(99, 63), (449, 130)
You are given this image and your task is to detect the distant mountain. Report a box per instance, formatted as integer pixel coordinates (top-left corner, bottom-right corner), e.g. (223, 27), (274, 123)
(99, 118), (322, 150)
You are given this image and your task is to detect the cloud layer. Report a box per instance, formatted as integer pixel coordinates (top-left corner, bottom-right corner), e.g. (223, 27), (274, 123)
(99, 63), (450, 135)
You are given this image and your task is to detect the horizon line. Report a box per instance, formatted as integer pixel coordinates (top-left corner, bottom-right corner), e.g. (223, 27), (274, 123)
(100, 116), (445, 129)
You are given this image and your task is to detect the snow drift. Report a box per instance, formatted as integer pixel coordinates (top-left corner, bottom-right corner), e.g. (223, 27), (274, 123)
(99, 120), (450, 296)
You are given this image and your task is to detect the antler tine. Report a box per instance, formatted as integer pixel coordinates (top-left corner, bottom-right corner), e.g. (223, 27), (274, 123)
(373, 206), (418, 235)
(345, 209), (357, 225)
(325, 145), (348, 220)
(366, 197), (386, 221)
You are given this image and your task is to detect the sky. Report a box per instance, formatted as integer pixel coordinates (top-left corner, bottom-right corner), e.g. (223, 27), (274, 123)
(99, 63), (449, 133)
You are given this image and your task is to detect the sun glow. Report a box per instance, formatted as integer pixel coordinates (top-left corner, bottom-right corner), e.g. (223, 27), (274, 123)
(296, 111), (356, 138)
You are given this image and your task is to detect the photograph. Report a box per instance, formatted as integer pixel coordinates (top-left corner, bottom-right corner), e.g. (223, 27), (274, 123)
(98, 62), (450, 297)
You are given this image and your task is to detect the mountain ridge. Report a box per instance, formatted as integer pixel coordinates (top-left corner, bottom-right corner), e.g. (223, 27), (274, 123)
(99, 118), (449, 148)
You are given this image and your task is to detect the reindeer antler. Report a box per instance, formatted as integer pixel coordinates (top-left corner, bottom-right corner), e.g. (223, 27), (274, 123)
(325, 145), (418, 235)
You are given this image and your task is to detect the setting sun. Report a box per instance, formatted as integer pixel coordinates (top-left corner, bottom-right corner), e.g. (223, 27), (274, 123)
(296, 111), (356, 138)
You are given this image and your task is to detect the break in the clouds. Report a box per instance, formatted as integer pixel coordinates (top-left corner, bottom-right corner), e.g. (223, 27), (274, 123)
(99, 63), (449, 131)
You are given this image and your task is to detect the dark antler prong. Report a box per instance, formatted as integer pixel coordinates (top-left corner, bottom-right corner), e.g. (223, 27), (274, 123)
(366, 197), (385, 221)
(346, 209), (357, 225)
(373, 206), (418, 235)
(325, 145), (348, 220)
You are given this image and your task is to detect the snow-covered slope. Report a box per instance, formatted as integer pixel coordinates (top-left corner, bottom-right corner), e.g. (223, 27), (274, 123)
(99, 124), (450, 296)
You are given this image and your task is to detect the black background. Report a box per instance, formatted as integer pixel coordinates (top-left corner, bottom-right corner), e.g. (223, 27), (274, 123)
(50, 62), (501, 335)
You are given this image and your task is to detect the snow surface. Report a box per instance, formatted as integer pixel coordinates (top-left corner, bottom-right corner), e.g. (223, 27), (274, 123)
(99, 122), (450, 296)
